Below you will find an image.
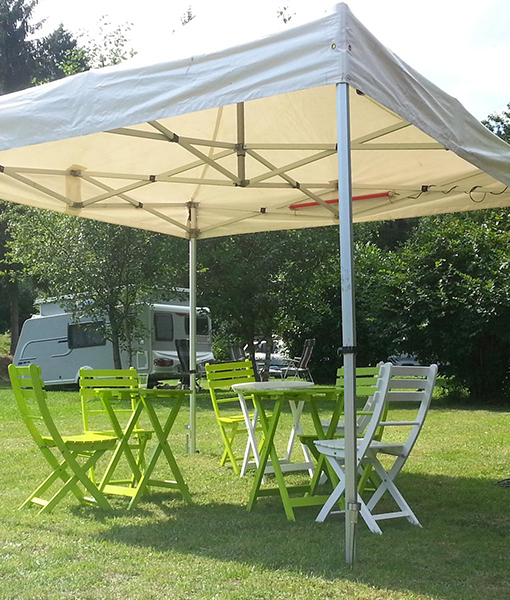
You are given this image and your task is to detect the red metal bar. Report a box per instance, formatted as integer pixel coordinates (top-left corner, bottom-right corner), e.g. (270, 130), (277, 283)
(289, 191), (392, 210)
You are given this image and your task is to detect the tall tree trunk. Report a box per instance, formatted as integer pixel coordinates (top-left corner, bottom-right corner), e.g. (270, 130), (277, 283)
(111, 332), (122, 369)
(262, 334), (273, 382)
(109, 315), (122, 369)
(9, 280), (19, 355)
(246, 339), (260, 382)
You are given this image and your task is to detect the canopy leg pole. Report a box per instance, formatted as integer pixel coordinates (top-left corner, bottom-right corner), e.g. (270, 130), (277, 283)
(336, 82), (358, 566)
(189, 205), (198, 454)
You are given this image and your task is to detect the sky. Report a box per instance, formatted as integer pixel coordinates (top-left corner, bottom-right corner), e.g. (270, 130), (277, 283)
(32, 0), (510, 120)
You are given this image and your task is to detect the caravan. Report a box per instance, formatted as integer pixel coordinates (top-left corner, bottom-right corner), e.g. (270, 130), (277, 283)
(14, 297), (214, 386)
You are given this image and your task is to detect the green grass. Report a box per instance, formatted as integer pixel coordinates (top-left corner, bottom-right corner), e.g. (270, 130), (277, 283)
(1, 387), (510, 600)
(0, 333), (10, 355)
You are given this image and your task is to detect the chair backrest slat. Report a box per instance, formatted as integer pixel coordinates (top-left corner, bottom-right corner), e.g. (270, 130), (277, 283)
(387, 378), (428, 390)
(336, 367), (380, 396)
(385, 391), (427, 402)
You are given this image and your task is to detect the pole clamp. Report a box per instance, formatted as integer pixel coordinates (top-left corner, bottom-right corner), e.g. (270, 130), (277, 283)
(338, 346), (357, 355)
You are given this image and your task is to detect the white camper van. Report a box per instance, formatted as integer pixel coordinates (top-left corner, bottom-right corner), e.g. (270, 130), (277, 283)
(13, 298), (214, 386)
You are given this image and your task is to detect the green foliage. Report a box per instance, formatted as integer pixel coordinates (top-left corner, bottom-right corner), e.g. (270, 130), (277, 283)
(0, 0), (39, 93)
(390, 210), (510, 400)
(32, 23), (88, 83)
(277, 5), (295, 24)
(6, 207), (188, 367)
(275, 225), (404, 381)
(180, 6), (195, 27)
(0, 2), (87, 89)
(79, 16), (136, 68)
(0, 331), (10, 353)
(198, 232), (290, 371)
(483, 103), (510, 144)
(198, 225), (401, 383)
(0, 1), (87, 351)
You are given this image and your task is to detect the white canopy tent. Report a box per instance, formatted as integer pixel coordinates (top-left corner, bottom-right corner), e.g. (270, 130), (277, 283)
(0, 3), (509, 564)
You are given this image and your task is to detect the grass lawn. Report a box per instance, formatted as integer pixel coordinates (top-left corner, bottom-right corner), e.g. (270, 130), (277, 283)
(0, 385), (510, 600)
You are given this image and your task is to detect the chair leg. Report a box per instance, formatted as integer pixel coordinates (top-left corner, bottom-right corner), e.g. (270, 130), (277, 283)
(316, 457), (383, 534)
(368, 458), (421, 527)
(20, 460), (81, 510)
(20, 449), (86, 510)
(316, 474), (346, 522)
(219, 423), (240, 474)
(37, 450), (112, 514)
(61, 449), (112, 511)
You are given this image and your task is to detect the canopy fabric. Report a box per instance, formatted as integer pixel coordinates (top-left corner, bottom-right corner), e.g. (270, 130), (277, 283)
(0, 2), (508, 239)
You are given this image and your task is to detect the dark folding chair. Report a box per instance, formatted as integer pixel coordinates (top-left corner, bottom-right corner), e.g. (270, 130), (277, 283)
(282, 338), (316, 382)
(229, 345), (246, 361)
(175, 338), (202, 390)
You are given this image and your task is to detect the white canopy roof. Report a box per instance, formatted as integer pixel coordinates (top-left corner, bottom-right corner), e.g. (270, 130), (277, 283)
(0, 2), (508, 239)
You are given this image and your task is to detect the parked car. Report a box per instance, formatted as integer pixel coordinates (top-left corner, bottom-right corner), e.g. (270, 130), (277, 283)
(388, 353), (421, 366)
(254, 339), (290, 374)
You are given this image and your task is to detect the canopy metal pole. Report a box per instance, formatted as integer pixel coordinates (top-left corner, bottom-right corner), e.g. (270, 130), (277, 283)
(336, 82), (358, 565)
(189, 204), (198, 454)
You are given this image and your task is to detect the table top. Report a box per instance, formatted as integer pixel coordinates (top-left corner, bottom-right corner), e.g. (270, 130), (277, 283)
(232, 381), (314, 392)
(232, 382), (341, 399)
(93, 387), (191, 397)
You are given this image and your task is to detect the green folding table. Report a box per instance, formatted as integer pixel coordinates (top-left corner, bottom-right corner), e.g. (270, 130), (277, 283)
(94, 387), (192, 509)
(236, 384), (344, 521)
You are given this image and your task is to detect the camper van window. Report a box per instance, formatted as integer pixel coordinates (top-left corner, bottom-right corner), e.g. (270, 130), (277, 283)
(184, 315), (209, 336)
(154, 313), (174, 341)
(68, 322), (106, 349)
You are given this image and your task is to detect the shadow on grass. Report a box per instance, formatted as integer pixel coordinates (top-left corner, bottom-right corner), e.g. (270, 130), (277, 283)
(94, 471), (510, 599)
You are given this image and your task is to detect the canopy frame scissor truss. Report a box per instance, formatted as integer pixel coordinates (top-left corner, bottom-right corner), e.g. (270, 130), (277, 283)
(2, 108), (507, 240)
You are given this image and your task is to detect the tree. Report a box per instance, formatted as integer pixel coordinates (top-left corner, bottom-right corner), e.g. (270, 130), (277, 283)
(32, 24), (88, 83)
(198, 232), (292, 378)
(180, 6), (195, 27)
(276, 5), (295, 24)
(274, 226), (400, 382)
(7, 208), (188, 368)
(80, 16), (136, 68)
(483, 104), (510, 144)
(197, 223), (400, 383)
(0, 0), (39, 93)
(389, 210), (510, 400)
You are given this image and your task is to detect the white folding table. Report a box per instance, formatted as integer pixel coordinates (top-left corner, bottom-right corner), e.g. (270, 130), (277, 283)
(232, 380), (315, 477)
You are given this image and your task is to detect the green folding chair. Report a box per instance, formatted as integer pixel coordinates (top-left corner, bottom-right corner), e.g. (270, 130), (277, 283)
(79, 368), (153, 491)
(299, 365), (383, 492)
(9, 363), (117, 514)
(206, 360), (263, 475)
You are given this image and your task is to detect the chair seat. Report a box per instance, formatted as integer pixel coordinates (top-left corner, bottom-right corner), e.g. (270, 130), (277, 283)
(42, 433), (118, 450)
(367, 440), (405, 456)
(219, 413), (271, 425)
(89, 428), (153, 437)
(315, 438), (405, 459)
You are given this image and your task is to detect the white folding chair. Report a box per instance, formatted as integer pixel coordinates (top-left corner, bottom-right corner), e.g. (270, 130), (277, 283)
(315, 363), (438, 534)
